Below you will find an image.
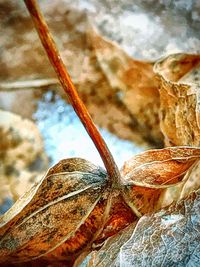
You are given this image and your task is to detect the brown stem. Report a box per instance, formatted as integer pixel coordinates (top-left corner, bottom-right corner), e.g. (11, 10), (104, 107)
(24, 0), (121, 186)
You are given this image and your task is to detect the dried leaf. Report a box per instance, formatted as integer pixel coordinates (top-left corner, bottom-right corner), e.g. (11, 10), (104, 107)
(84, 148), (194, 249)
(93, 194), (136, 246)
(85, 222), (137, 267)
(121, 147), (200, 215)
(154, 53), (200, 146)
(118, 189), (200, 267)
(154, 53), (200, 205)
(88, 28), (162, 145)
(0, 158), (108, 264)
(85, 190), (200, 267)
(1, 2), (200, 266)
(180, 161), (200, 198)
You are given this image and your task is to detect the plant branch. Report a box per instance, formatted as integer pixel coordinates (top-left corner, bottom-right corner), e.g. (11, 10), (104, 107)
(24, 0), (121, 186)
(0, 78), (59, 92)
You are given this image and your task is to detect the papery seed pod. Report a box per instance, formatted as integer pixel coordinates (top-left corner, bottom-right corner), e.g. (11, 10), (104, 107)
(121, 147), (200, 216)
(86, 221), (138, 267)
(118, 189), (200, 267)
(88, 27), (162, 146)
(154, 53), (200, 206)
(85, 146), (200, 247)
(0, 158), (109, 264)
(93, 194), (136, 247)
(154, 53), (200, 147)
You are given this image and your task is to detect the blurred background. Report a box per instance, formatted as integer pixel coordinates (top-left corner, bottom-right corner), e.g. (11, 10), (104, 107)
(0, 0), (199, 213)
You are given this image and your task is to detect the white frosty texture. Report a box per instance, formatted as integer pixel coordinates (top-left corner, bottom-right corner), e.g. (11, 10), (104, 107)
(52, 0), (200, 60)
(33, 92), (144, 168)
(80, 190), (200, 267)
(119, 190), (200, 267)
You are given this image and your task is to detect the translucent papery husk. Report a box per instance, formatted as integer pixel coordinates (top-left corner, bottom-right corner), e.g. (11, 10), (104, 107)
(93, 193), (137, 247)
(84, 189), (200, 267)
(0, 158), (109, 264)
(154, 53), (200, 206)
(84, 221), (138, 267)
(154, 53), (200, 147)
(118, 189), (200, 267)
(88, 27), (162, 146)
(121, 147), (200, 216)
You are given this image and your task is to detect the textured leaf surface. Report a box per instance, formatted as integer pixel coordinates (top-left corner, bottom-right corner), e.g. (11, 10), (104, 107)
(85, 189), (200, 267)
(85, 222), (137, 267)
(93, 194), (136, 246)
(154, 53), (200, 146)
(0, 158), (108, 263)
(122, 146), (200, 187)
(154, 53), (200, 206)
(119, 189), (200, 267)
(121, 147), (200, 215)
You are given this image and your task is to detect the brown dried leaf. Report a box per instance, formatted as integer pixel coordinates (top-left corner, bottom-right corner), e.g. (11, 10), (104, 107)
(88, 28), (162, 145)
(84, 189), (200, 267)
(0, 158), (108, 264)
(121, 147), (200, 215)
(154, 53), (200, 146)
(93, 193), (136, 247)
(118, 189), (200, 267)
(154, 53), (200, 205)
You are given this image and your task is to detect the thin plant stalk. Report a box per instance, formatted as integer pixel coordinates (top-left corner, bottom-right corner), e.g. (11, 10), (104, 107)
(24, 0), (121, 187)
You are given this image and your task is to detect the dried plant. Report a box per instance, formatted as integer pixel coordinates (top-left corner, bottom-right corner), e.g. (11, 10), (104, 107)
(0, 0), (200, 266)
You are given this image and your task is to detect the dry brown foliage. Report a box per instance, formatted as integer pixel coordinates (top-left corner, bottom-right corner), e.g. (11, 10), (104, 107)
(0, 1), (200, 266)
